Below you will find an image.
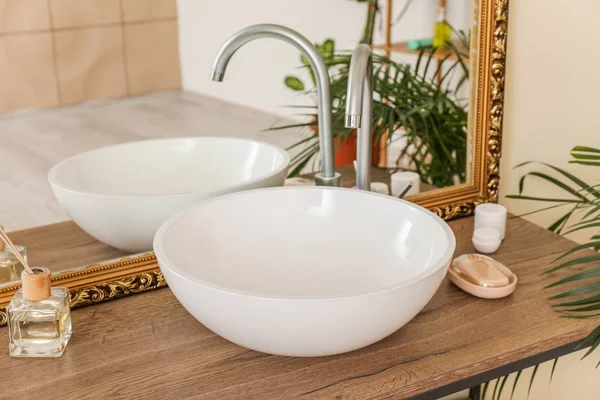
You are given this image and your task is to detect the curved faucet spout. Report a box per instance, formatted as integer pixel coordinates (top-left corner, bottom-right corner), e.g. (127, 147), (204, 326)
(211, 24), (340, 187)
(345, 44), (373, 192)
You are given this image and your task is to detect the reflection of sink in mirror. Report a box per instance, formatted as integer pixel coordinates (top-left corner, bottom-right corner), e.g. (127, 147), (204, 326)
(49, 136), (290, 253)
(0, 92), (308, 284)
(154, 187), (456, 357)
(0, 92), (307, 230)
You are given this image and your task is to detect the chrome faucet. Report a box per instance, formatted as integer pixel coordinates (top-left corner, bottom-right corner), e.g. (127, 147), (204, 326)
(210, 24), (341, 187)
(345, 44), (373, 191)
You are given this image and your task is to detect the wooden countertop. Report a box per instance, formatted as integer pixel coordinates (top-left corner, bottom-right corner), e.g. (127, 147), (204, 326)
(0, 216), (597, 399)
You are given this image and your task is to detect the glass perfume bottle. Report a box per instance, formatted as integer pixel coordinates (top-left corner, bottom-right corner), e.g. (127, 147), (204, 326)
(0, 226), (27, 284)
(7, 267), (72, 357)
(433, 1), (451, 48)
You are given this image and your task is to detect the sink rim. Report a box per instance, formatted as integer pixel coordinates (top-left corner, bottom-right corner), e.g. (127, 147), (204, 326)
(154, 186), (456, 301)
(48, 136), (290, 199)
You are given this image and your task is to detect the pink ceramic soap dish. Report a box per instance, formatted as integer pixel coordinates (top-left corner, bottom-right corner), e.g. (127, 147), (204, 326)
(449, 254), (517, 299)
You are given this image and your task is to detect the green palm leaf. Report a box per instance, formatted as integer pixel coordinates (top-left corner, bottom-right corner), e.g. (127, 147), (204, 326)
(548, 210), (575, 234)
(552, 241), (600, 263)
(528, 364), (539, 397)
(510, 370), (522, 399)
(514, 161), (600, 198)
(505, 195), (583, 204)
(274, 31), (468, 184)
(561, 304), (600, 313)
(284, 76), (305, 91)
(499, 145), (600, 393)
(570, 146), (600, 166)
(496, 375), (509, 400)
(518, 172), (589, 201)
(561, 221), (600, 236)
(576, 325), (600, 359)
(550, 358), (559, 383)
(491, 378), (499, 400)
(548, 281), (600, 300)
(553, 293), (600, 308)
(482, 381), (490, 399)
(545, 267), (600, 288)
(572, 146), (600, 154)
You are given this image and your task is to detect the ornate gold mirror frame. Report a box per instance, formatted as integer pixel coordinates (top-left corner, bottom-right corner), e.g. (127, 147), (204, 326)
(413, 0), (508, 219)
(0, 252), (165, 326)
(0, 0), (509, 324)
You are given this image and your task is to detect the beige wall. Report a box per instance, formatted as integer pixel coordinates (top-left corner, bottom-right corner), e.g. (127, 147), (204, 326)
(0, 0), (181, 113)
(494, 0), (600, 399)
(500, 0), (599, 244)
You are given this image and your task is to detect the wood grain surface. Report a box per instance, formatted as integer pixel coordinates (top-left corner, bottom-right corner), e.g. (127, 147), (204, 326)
(7, 221), (128, 274)
(0, 216), (598, 399)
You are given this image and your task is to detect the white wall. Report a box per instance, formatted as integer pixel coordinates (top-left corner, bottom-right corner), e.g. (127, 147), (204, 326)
(179, 0), (364, 117)
(178, 0), (470, 117)
(499, 0), (599, 244)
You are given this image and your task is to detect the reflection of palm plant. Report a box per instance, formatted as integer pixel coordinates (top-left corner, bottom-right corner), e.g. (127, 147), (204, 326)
(482, 146), (600, 398)
(273, 34), (470, 188)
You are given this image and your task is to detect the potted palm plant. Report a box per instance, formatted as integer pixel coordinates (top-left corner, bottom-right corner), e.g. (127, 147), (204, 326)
(480, 146), (600, 398)
(273, 0), (470, 188)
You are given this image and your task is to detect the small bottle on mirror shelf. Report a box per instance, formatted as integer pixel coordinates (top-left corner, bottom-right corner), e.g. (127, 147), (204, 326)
(7, 267), (72, 357)
(433, 0), (451, 48)
(0, 225), (27, 284)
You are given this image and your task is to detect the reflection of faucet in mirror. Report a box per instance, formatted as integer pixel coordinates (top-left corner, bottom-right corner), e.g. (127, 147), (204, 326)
(210, 24), (341, 187)
(344, 44), (373, 192)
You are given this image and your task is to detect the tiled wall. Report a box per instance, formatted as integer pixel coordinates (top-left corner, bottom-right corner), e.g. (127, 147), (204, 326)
(0, 0), (181, 113)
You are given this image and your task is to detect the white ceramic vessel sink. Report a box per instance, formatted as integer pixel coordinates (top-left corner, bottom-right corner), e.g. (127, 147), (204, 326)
(49, 137), (289, 252)
(154, 187), (456, 357)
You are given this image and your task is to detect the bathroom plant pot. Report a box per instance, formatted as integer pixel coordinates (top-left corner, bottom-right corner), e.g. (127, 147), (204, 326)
(308, 120), (382, 167)
(334, 130), (381, 167)
(309, 123), (381, 167)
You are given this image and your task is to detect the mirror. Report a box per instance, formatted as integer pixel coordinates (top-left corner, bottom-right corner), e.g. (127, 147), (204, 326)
(0, 0), (507, 320)
(372, 0), (474, 193)
(283, 0), (476, 195)
(271, 0), (503, 220)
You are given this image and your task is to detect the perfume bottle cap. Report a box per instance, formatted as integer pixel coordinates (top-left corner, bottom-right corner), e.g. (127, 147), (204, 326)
(21, 267), (51, 301)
